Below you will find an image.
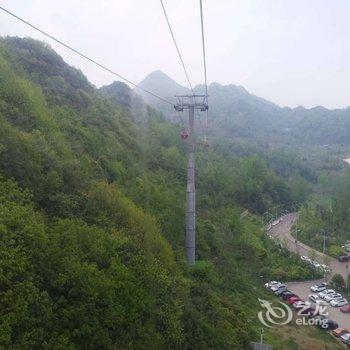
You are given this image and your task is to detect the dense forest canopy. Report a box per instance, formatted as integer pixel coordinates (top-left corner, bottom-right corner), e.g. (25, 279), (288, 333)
(0, 36), (346, 349)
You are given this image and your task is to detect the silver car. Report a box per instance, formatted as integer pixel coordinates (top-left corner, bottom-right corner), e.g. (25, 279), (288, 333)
(330, 298), (348, 307)
(324, 293), (342, 302)
(271, 283), (286, 292)
(310, 283), (327, 292)
(318, 289), (335, 299)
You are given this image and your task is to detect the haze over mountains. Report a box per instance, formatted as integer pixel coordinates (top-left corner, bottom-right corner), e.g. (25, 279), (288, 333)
(136, 70), (350, 145)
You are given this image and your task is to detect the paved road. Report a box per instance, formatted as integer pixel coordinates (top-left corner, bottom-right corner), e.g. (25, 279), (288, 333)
(269, 213), (350, 280)
(268, 213), (350, 329)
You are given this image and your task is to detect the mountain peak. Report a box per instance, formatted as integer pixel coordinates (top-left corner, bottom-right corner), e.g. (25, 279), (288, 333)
(136, 70), (189, 105)
(145, 70), (171, 80)
(138, 70), (188, 91)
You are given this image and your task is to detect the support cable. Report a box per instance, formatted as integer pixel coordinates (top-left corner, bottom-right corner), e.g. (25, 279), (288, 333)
(199, 0), (208, 98)
(160, 0), (194, 95)
(199, 0), (209, 143)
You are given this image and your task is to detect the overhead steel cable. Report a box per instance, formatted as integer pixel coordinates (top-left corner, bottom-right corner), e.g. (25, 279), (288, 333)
(199, 0), (209, 144)
(160, 0), (194, 95)
(199, 0), (208, 99)
(0, 5), (174, 106)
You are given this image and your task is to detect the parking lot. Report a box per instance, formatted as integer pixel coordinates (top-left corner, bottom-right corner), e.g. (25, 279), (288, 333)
(287, 280), (350, 329)
(268, 214), (350, 330)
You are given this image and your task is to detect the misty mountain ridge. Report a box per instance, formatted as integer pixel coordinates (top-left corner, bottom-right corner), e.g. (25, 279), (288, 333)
(137, 69), (275, 108)
(135, 70), (350, 145)
(138, 70), (344, 112)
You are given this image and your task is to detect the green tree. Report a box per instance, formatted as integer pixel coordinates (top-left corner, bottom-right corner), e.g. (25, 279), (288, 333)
(330, 274), (346, 292)
(328, 245), (344, 258)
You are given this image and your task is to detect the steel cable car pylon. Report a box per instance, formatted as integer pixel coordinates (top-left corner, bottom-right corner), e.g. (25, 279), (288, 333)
(175, 94), (208, 265)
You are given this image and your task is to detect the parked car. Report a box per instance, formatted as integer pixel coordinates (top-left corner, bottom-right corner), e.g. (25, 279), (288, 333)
(271, 283), (286, 292)
(338, 254), (350, 262)
(309, 294), (320, 303)
(275, 286), (288, 296)
(320, 264), (331, 274)
(299, 306), (317, 316)
(324, 293), (342, 302)
(319, 319), (339, 331)
(279, 290), (292, 298)
(293, 301), (311, 309)
(311, 261), (321, 269)
(271, 220), (280, 226)
(282, 291), (297, 300)
(308, 294), (327, 305)
(287, 296), (301, 305)
(264, 281), (280, 289)
(318, 289), (335, 299)
(340, 333), (350, 345)
(330, 298), (348, 307)
(342, 243), (350, 252)
(340, 305), (350, 313)
(332, 328), (349, 338)
(301, 255), (311, 262)
(311, 282), (327, 292)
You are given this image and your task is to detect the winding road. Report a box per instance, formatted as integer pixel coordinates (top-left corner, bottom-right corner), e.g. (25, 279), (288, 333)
(269, 213), (349, 280)
(268, 213), (350, 329)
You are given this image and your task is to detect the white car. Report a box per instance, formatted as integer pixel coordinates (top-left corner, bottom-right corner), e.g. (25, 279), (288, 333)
(313, 262), (321, 269)
(264, 281), (280, 288)
(310, 283), (327, 292)
(341, 333), (350, 344)
(320, 264), (331, 273)
(271, 219), (282, 226)
(301, 255), (311, 262)
(318, 289), (335, 298)
(324, 293), (342, 302)
(271, 283), (286, 292)
(330, 298), (348, 307)
(308, 294), (328, 305)
(309, 294), (322, 302)
(292, 300), (311, 309)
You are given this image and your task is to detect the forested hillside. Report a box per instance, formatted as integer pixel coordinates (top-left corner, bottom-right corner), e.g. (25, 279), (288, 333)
(0, 37), (322, 349)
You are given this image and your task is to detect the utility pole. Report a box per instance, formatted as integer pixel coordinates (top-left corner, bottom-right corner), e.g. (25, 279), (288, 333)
(323, 230), (326, 255)
(260, 328), (264, 344)
(346, 264), (349, 298)
(175, 94), (208, 265)
(322, 229), (327, 282)
(295, 228), (299, 255)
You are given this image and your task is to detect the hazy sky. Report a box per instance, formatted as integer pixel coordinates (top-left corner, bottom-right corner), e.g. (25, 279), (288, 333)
(1, 0), (350, 108)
